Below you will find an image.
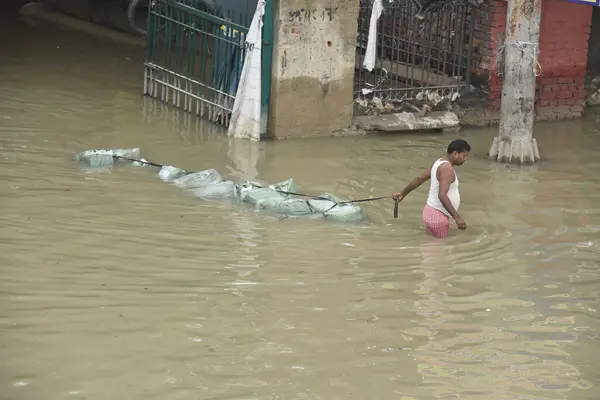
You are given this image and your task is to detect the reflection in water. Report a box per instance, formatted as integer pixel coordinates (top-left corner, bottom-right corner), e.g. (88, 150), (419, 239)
(227, 138), (263, 289)
(1, 8), (600, 400)
(227, 138), (261, 181)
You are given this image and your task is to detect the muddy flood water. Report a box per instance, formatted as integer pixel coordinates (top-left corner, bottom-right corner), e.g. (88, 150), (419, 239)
(1, 10), (600, 400)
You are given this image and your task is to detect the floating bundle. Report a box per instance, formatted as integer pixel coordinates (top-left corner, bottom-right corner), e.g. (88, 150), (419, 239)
(75, 148), (365, 222)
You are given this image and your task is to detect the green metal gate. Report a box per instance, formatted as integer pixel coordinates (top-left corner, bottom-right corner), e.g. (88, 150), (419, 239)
(144, 0), (272, 128)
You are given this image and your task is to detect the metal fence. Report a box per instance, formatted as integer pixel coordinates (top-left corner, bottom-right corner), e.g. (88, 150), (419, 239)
(355, 0), (475, 107)
(144, 0), (253, 127)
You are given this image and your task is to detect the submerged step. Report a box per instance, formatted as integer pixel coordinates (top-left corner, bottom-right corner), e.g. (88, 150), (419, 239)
(355, 111), (459, 132)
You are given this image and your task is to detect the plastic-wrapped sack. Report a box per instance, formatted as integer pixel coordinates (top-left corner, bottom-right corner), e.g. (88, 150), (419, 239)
(74, 147), (366, 222)
(268, 199), (315, 215)
(308, 193), (363, 222)
(173, 168), (223, 189)
(136, 159), (155, 167)
(238, 178), (296, 205)
(244, 188), (286, 206)
(191, 181), (236, 200)
(159, 166), (188, 183)
(269, 178), (297, 194)
(324, 203), (364, 221)
(307, 196), (337, 213)
(236, 181), (262, 200)
(74, 148), (141, 168)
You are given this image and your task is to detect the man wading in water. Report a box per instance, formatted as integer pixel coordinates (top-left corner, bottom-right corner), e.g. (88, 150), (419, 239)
(392, 139), (471, 238)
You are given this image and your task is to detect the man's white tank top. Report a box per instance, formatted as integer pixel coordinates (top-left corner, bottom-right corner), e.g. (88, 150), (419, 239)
(426, 158), (460, 217)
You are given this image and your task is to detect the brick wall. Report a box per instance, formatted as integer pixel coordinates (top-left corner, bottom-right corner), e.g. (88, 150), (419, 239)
(471, 0), (506, 91)
(471, 0), (593, 120)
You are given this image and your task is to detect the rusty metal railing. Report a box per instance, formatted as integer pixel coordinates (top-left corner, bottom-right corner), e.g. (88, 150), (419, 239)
(355, 0), (475, 106)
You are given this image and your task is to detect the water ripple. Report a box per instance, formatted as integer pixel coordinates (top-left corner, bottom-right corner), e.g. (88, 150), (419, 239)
(1, 14), (600, 400)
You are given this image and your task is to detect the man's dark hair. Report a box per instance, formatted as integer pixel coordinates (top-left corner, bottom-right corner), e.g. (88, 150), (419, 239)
(447, 139), (471, 154)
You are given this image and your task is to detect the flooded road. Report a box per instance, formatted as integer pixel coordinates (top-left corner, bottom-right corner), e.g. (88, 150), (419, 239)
(2, 9), (600, 400)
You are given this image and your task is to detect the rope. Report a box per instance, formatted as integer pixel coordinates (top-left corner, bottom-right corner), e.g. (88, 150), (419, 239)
(112, 155), (164, 168)
(280, 190), (387, 205)
(274, 190), (331, 202)
(323, 196), (389, 213)
(492, 40), (542, 77)
(107, 162), (393, 215)
(339, 196), (388, 204)
(247, 183), (389, 212)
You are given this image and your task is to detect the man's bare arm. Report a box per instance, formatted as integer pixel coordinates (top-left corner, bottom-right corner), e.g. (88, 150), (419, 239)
(393, 168), (431, 199)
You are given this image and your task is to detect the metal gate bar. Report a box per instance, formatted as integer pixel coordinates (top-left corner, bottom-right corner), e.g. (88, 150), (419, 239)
(144, 0), (251, 127)
(355, 0), (475, 103)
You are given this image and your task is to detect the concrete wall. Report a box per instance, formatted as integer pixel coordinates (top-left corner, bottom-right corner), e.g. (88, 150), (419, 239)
(267, 0), (360, 139)
(471, 0), (593, 121)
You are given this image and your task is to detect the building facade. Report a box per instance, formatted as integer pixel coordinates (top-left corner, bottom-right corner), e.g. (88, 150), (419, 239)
(471, 0), (594, 121)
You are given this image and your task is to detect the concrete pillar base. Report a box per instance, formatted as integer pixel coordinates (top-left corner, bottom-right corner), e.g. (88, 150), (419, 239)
(489, 136), (540, 164)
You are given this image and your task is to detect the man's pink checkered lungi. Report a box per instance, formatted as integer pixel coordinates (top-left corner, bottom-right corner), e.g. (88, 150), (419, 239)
(422, 204), (450, 238)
